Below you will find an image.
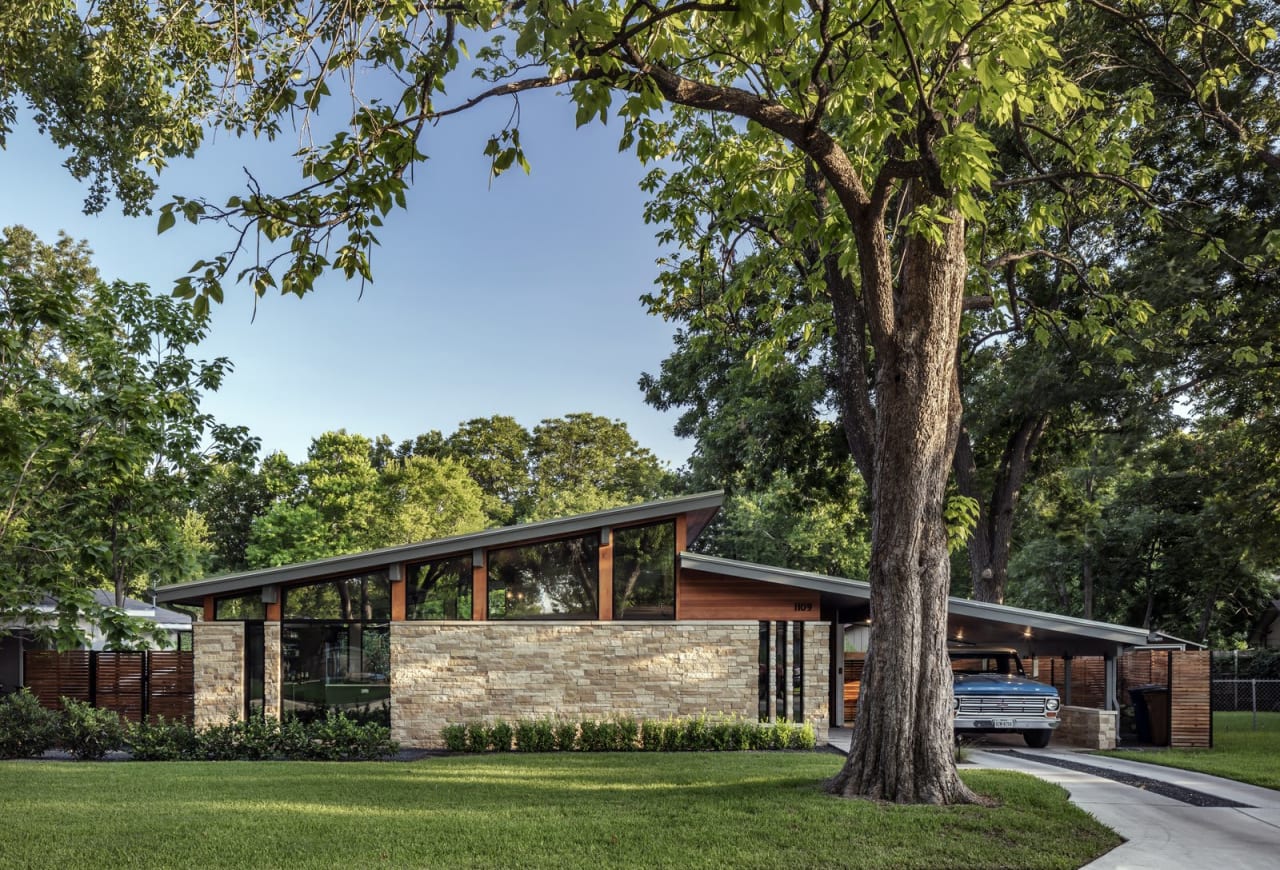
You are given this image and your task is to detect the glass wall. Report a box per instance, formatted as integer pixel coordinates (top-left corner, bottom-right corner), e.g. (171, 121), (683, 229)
(282, 573), (390, 621)
(487, 533), (599, 619)
(281, 621), (390, 725)
(406, 555), (473, 620)
(215, 593), (265, 620)
(611, 521), (675, 619)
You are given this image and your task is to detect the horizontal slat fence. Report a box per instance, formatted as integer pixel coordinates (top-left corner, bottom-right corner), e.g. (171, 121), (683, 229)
(22, 650), (193, 723)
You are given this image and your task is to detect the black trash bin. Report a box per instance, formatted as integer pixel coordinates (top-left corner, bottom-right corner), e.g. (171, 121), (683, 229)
(1129, 685), (1168, 745)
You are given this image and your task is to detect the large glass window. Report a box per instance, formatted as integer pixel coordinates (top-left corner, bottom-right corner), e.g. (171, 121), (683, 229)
(282, 573), (390, 621)
(215, 593), (265, 620)
(612, 521), (675, 619)
(406, 555), (473, 620)
(281, 621), (390, 725)
(487, 533), (599, 619)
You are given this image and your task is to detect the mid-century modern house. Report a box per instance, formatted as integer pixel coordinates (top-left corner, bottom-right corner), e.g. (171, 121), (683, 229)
(154, 491), (1209, 748)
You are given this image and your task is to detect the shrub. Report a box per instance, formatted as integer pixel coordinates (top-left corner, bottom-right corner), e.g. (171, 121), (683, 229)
(577, 719), (602, 752)
(614, 717), (639, 751)
(787, 722), (816, 750)
(552, 720), (577, 752)
(465, 721), (488, 753)
(513, 719), (556, 752)
(0, 689), (60, 759)
(59, 698), (125, 761)
(638, 718), (661, 751)
(442, 724), (468, 753)
(489, 719), (513, 752)
(127, 717), (199, 761)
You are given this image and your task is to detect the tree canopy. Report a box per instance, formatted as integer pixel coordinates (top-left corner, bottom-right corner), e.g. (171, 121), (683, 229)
(0, 225), (253, 648)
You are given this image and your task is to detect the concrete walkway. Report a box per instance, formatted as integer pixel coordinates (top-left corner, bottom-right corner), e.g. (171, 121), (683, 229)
(825, 729), (1280, 869)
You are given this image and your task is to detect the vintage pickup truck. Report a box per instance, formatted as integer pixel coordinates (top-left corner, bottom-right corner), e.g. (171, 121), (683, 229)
(950, 647), (1061, 747)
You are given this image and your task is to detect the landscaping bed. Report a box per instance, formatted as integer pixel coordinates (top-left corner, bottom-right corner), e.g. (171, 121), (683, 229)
(1102, 711), (1280, 790)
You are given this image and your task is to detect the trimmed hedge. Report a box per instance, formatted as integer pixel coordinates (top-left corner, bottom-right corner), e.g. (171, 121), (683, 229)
(0, 690), (398, 761)
(443, 714), (817, 753)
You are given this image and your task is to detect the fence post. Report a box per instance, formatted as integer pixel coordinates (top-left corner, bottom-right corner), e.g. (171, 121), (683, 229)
(1252, 680), (1258, 731)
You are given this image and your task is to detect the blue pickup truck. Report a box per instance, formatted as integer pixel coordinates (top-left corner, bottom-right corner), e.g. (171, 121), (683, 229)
(950, 647), (1061, 747)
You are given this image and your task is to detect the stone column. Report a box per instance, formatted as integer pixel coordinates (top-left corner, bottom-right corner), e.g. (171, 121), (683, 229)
(263, 622), (282, 720)
(193, 622), (245, 727)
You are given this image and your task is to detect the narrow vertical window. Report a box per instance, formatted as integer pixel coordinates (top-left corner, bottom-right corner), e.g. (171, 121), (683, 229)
(792, 625), (804, 723)
(244, 621), (264, 719)
(776, 621), (788, 721)
(757, 621), (770, 722)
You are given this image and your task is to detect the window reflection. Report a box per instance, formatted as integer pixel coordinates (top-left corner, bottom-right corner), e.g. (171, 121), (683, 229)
(282, 573), (390, 621)
(487, 534), (599, 619)
(281, 621), (390, 725)
(406, 555), (473, 620)
(612, 522), (675, 619)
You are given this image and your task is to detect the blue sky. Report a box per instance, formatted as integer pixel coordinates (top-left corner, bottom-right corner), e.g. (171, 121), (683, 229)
(0, 91), (695, 469)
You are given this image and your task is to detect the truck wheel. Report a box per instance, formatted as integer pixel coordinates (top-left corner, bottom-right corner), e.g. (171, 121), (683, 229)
(1023, 730), (1052, 748)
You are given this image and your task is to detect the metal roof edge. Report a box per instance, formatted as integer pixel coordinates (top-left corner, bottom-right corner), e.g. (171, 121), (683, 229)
(679, 552), (1161, 646)
(158, 490), (725, 603)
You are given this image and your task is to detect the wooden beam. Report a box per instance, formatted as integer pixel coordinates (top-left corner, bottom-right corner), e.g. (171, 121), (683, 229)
(203, 596), (215, 622)
(598, 528), (613, 621)
(265, 601), (281, 621)
(390, 563), (406, 621)
(472, 549), (487, 621)
(674, 515), (688, 620)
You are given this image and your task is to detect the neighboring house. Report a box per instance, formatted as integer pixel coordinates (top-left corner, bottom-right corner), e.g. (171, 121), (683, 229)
(1250, 599), (1280, 649)
(0, 591), (192, 692)
(155, 491), (1207, 748)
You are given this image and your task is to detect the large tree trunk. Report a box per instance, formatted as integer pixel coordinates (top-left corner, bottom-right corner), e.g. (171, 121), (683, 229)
(828, 194), (977, 805)
(954, 415), (1047, 604)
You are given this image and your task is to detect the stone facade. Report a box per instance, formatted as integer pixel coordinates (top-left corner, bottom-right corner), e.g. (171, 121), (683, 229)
(390, 621), (830, 748)
(1057, 705), (1118, 750)
(193, 622), (245, 728)
(263, 622), (282, 720)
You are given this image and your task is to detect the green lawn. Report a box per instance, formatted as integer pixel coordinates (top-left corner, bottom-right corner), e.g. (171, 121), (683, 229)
(1103, 711), (1280, 791)
(0, 753), (1118, 869)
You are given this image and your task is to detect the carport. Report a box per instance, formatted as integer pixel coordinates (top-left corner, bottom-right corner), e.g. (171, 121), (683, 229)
(680, 554), (1208, 745)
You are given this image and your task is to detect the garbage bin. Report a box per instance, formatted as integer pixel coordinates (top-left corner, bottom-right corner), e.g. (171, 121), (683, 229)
(1131, 680), (1162, 742)
(1144, 686), (1170, 746)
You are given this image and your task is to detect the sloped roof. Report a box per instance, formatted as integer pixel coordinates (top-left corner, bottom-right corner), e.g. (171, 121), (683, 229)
(680, 552), (1203, 656)
(156, 490), (724, 606)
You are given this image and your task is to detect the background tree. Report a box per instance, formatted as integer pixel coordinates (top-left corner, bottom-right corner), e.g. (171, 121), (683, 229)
(0, 225), (252, 647)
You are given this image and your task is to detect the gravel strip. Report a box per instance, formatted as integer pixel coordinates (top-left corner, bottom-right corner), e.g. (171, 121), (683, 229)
(1001, 750), (1254, 808)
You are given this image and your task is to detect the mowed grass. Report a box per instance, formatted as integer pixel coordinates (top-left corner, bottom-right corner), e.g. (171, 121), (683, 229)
(1103, 711), (1280, 791)
(0, 753), (1118, 869)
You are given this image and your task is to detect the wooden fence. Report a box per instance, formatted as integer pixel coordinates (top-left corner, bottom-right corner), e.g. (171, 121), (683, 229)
(23, 650), (194, 724)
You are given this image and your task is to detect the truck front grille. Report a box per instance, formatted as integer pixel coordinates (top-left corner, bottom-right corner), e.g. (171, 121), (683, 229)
(956, 695), (1046, 716)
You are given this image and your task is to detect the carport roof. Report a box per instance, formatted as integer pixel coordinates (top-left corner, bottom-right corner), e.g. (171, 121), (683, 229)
(680, 552), (1203, 657)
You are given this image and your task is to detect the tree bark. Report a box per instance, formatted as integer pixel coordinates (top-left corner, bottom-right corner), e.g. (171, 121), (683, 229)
(828, 190), (978, 804)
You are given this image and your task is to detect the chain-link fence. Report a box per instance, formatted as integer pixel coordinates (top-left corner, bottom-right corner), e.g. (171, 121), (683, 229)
(1212, 679), (1280, 715)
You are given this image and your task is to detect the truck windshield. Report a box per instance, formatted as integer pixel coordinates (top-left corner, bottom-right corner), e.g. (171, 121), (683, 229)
(949, 654), (1022, 676)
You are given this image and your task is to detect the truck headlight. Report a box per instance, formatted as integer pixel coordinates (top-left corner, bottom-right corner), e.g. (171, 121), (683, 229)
(1045, 698), (1060, 712)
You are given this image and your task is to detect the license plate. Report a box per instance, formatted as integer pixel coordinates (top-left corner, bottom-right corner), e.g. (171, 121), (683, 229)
(993, 718), (1015, 728)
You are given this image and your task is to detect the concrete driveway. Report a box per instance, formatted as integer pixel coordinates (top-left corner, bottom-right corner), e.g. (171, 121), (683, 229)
(826, 729), (1280, 869)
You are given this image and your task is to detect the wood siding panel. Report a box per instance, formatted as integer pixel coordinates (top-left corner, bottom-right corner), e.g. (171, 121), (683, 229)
(843, 654), (865, 723)
(1171, 650), (1212, 748)
(95, 652), (145, 722)
(678, 570), (820, 620)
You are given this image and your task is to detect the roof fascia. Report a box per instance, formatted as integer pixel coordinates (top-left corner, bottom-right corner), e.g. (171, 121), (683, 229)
(158, 491), (724, 604)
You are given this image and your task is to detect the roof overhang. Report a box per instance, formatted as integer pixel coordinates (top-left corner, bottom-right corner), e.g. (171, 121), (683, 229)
(158, 491), (724, 606)
(680, 552), (1201, 656)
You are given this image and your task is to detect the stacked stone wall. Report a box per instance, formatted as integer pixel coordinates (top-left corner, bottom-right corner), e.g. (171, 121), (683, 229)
(193, 622), (244, 727)
(263, 622), (282, 720)
(391, 621), (830, 748)
(1057, 706), (1118, 749)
